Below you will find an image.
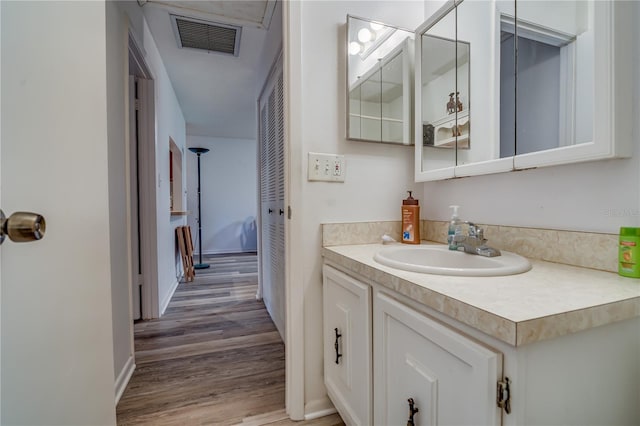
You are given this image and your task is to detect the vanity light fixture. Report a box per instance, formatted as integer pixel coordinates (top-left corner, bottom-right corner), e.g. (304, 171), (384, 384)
(358, 27), (374, 43)
(349, 41), (364, 55)
(351, 22), (396, 60)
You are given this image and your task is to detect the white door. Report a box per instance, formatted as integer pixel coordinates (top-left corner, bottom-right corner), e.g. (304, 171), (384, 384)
(1, 2), (117, 424)
(374, 292), (502, 426)
(258, 58), (286, 340)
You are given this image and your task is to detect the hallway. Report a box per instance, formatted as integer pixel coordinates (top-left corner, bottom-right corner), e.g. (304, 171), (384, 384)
(117, 254), (342, 425)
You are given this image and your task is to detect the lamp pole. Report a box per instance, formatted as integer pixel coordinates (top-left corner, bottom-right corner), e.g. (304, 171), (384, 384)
(189, 147), (210, 269)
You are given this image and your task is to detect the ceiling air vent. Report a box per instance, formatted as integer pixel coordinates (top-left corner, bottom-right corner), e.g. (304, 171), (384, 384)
(171, 15), (241, 56)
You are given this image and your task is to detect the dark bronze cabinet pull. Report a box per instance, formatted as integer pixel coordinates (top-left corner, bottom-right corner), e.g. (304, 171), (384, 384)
(268, 208), (273, 214)
(279, 208), (284, 215)
(334, 328), (342, 364)
(407, 398), (419, 426)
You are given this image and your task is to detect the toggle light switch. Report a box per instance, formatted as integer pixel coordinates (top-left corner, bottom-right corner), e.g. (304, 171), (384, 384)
(307, 152), (346, 182)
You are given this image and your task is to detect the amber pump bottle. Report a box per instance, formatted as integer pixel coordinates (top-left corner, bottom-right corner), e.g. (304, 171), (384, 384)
(401, 191), (420, 244)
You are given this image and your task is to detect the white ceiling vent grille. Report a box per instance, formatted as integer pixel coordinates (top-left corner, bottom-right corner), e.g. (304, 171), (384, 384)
(171, 15), (241, 56)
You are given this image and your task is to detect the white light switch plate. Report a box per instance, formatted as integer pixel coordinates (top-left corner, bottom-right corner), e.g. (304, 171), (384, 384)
(307, 152), (346, 182)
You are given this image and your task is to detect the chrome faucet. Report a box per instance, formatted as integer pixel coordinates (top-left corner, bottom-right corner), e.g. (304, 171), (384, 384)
(453, 222), (501, 257)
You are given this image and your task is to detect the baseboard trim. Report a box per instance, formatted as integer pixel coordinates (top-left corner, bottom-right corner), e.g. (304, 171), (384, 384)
(159, 279), (179, 316)
(304, 407), (337, 421)
(195, 249), (258, 256)
(114, 355), (135, 404)
(304, 397), (337, 420)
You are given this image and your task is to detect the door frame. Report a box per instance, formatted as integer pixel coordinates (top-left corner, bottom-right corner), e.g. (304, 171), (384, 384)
(128, 30), (160, 320)
(283, 1), (305, 420)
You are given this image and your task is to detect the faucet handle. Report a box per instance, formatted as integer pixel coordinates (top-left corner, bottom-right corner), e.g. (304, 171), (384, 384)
(465, 222), (478, 237)
(465, 222), (486, 241)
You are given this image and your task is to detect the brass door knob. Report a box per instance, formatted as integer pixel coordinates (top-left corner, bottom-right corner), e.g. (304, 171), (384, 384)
(0, 210), (46, 244)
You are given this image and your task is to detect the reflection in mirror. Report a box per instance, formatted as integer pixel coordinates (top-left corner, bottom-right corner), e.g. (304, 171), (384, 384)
(419, 5), (457, 173)
(360, 68), (382, 140)
(503, 1), (593, 155)
(381, 52), (405, 142)
(347, 15), (414, 145)
(499, 2), (517, 158)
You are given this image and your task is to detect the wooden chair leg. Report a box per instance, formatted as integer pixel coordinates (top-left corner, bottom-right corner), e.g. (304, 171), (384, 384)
(176, 226), (194, 282)
(184, 226), (196, 281)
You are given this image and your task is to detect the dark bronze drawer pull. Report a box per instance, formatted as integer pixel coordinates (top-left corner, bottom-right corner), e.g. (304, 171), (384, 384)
(334, 328), (342, 364)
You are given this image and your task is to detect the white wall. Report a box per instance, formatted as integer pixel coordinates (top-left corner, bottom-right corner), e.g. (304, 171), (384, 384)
(290, 0), (425, 412)
(104, 2), (187, 395)
(141, 17), (188, 313)
(421, 1), (640, 233)
(257, 0), (283, 92)
(1, 2), (117, 423)
(118, 3), (188, 313)
(187, 136), (258, 255)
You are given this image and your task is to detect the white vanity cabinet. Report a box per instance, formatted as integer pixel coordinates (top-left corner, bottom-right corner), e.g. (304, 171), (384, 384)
(322, 257), (640, 425)
(374, 291), (502, 426)
(322, 265), (372, 426)
(323, 265), (503, 425)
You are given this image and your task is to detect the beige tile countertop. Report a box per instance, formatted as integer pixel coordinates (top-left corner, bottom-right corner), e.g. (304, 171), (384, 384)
(322, 242), (640, 347)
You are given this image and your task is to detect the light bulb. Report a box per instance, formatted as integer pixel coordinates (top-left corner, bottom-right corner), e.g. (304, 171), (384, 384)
(370, 22), (384, 31)
(349, 41), (363, 55)
(358, 28), (373, 43)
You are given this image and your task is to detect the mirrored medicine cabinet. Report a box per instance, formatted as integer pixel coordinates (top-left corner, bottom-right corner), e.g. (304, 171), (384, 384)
(346, 15), (415, 145)
(414, 0), (633, 181)
(345, 1), (633, 180)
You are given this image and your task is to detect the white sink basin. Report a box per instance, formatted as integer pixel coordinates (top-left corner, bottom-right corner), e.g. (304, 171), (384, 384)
(374, 245), (531, 277)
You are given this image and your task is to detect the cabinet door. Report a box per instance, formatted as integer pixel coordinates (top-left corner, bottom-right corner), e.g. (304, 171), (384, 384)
(322, 265), (372, 426)
(374, 292), (502, 426)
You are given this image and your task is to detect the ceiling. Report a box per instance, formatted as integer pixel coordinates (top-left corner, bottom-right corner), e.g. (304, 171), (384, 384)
(140, 0), (278, 139)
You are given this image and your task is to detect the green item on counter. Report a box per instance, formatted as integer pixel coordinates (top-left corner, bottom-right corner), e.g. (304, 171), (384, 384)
(619, 227), (640, 278)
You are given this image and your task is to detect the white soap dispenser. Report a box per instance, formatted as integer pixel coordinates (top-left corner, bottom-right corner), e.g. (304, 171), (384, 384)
(448, 205), (462, 250)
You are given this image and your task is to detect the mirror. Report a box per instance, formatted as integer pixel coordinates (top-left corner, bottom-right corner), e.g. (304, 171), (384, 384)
(500, 1), (593, 157)
(415, 0), (631, 181)
(418, 3), (457, 176)
(347, 15), (414, 145)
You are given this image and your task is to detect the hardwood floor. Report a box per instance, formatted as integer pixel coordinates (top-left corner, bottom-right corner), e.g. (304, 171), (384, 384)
(116, 254), (343, 426)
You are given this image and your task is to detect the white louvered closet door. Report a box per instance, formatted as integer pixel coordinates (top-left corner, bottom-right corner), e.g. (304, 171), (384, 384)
(258, 58), (286, 341)
(259, 102), (271, 306)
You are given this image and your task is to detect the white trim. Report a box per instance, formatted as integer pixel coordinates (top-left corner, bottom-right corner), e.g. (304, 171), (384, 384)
(136, 78), (160, 319)
(114, 355), (136, 404)
(255, 97), (263, 302)
(304, 407), (338, 422)
(196, 249), (258, 256)
(124, 27), (139, 377)
(128, 33), (151, 79)
(159, 278), (180, 316)
(283, 0), (305, 421)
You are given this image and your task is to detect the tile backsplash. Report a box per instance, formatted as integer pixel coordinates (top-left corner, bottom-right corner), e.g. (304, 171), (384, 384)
(322, 220), (618, 273)
(322, 221), (402, 246)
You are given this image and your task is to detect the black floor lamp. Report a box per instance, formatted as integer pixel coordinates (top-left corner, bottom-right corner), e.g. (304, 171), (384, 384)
(189, 147), (210, 270)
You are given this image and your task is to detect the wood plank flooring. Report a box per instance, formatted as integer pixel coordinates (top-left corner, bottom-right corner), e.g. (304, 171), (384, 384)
(116, 253), (343, 426)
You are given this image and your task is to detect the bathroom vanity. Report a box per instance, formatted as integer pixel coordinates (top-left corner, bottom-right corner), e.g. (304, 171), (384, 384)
(322, 243), (640, 425)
